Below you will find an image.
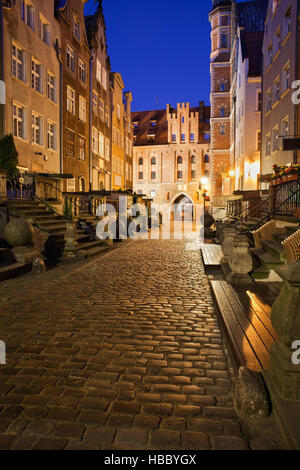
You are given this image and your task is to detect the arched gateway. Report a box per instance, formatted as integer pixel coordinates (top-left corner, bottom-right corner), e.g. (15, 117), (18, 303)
(170, 193), (194, 221)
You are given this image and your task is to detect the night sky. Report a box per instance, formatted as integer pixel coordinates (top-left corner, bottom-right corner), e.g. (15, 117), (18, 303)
(84, 1), (246, 112)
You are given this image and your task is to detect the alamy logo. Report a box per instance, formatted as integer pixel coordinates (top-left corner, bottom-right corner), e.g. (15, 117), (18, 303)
(0, 341), (6, 365)
(291, 340), (300, 365)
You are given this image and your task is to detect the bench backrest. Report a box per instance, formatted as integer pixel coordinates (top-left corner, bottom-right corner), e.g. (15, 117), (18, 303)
(282, 228), (300, 263)
(252, 221), (277, 248)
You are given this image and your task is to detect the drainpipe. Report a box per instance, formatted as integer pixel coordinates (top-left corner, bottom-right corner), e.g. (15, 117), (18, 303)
(0, 0), (5, 139)
(55, 39), (63, 175)
(109, 79), (113, 191)
(294, 0), (300, 165)
(89, 53), (94, 191)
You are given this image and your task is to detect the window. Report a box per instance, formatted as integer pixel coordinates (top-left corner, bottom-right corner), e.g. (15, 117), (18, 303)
(181, 134), (185, 142)
(92, 127), (98, 154)
(204, 132), (210, 140)
(266, 134), (271, 156)
(151, 171), (156, 180)
(266, 89), (272, 111)
(182, 117), (185, 123)
(220, 107), (225, 117)
(172, 134), (176, 142)
(138, 172), (143, 180)
(220, 33), (227, 48)
(150, 190), (156, 198)
(151, 157), (156, 165)
(78, 59), (87, 83)
(177, 170), (183, 180)
(66, 129), (75, 156)
(274, 28), (281, 56)
(272, 0), (278, 13)
(117, 104), (121, 119)
(257, 131), (261, 151)
(274, 77), (280, 103)
(79, 96), (86, 122)
(21, 1), (35, 30)
(79, 136), (86, 160)
(191, 155), (196, 164)
(31, 58), (42, 93)
(96, 59), (101, 83)
(105, 105), (110, 127)
(12, 43), (26, 82)
(177, 156), (183, 164)
(282, 63), (290, 93)
(13, 103), (27, 140)
(190, 133), (195, 142)
(66, 45), (75, 72)
(105, 138), (110, 160)
(138, 157), (143, 165)
(204, 154), (210, 163)
(282, 118), (289, 137)
(31, 113), (43, 146)
(47, 121), (56, 150)
(99, 132), (104, 156)
(266, 44), (273, 68)
(102, 67), (107, 91)
(39, 15), (50, 46)
(273, 127), (279, 151)
(99, 99), (104, 121)
(67, 178), (75, 192)
(220, 15), (229, 26)
(92, 90), (98, 115)
(257, 91), (262, 111)
(73, 16), (81, 41)
(220, 83), (226, 92)
(219, 125), (225, 135)
(283, 7), (292, 39)
(191, 170), (196, 179)
(47, 72), (56, 102)
(67, 86), (75, 114)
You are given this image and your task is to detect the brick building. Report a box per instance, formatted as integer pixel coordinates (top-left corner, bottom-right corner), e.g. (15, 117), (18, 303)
(132, 102), (210, 219)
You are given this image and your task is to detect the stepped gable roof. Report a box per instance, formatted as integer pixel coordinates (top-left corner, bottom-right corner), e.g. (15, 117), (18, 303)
(237, 0), (268, 32)
(132, 109), (168, 146)
(240, 30), (264, 77)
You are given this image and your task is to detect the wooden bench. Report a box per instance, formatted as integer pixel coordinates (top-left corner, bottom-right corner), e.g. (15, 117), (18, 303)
(282, 228), (300, 263)
(211, 280), (278, 372)
(200, 244), (223, 267)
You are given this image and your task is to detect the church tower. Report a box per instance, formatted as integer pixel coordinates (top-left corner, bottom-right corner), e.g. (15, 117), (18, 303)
(209, 0), (232, 198)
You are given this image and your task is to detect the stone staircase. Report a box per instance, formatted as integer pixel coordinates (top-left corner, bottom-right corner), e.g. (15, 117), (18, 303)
(0, 246), (32, 281)
(250, 225), (299, 280)
(5, 200), (110, 266)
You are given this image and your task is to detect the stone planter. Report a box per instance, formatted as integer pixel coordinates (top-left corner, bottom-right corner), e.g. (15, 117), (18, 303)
(287, 174), (299, 182)
(4, 218), (34, 247)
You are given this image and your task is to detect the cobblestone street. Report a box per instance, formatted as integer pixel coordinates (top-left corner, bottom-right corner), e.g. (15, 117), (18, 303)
(0, 238), (276, 450)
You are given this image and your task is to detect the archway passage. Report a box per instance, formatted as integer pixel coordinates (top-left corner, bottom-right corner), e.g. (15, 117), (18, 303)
(171, 194), (194, 221)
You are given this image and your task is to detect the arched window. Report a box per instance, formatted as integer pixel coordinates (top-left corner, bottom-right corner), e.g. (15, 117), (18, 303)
(191, 155), (196, 164)
(166, 192), (170, 200)
(138, 157), (143, 165)
(177, 156), (183, 164)
(151, 157), (156, 165)
(79, 176), (85, 192)
(204, 154), (210, 163)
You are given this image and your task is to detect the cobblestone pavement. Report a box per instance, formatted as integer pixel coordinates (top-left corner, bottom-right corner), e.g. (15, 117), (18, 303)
(0, 239), (281, 450)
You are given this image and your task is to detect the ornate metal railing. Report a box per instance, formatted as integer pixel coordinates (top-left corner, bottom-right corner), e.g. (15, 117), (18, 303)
(273, 180), (300, 217)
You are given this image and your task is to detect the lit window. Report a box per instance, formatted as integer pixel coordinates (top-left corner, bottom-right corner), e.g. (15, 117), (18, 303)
(78, 59), (87, 83)
(99, 99), (104, 121)
(47, 121), (57, 150)
(150, 190), (156, 198)
(92, 127), (98, 154)
(92, 90), (98, 115)
(66, 129), (75, 156)
(66, 45), (75, 72)
(117, 104), (121, 119)
(31, 112), (43, 146)
(79, 136), (86, 160)
(79, 96), (86, 122)
(105, 105), (110, 127)
(47, 72), (56, 102)
(257, 91), (262, 111)
(67, 86), (75, 114)
(13, 103), (27, 140)
(96, 59), (101, 83)
(98, 132), (104, 156)
(12, 43), (25, 82)
(31, 58), (42, 93)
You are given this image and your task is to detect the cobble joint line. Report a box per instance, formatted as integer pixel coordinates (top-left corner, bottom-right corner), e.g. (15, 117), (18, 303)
(0, 239), (279, 450)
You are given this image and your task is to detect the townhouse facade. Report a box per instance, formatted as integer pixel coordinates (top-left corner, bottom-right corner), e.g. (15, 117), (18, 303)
(132, 102), (210, 219)
(1, 0), (133, 194)
(261, 0), (300, 183)
(3, 0), (61, 176)
(85, 4), (111, 191)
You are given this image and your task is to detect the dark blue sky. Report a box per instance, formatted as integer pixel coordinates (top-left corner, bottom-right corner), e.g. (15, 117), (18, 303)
(84, 1), (212, 111)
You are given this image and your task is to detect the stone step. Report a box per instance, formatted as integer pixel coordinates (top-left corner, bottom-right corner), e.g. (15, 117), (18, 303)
(76, 245), (110, 260)
(285, 225), (299, 236)
(0, 262), (32, 282)
(261, 240), (285, 260)
(250, 248), (285, 269)
(0, 248), (16, 266)
(75, 240), (104, 252)
(38, 224), (67, 234)
(251, 266), (270, 280)
(36, 218), (65, 227)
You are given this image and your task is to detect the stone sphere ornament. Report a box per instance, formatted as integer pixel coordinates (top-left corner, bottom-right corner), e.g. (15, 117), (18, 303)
(4, 218), (34, 247)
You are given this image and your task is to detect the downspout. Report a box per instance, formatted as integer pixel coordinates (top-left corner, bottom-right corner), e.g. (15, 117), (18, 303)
(0, 0), (5, 139)
(89, 53), (93, 191)
(55, 39), (63, 175)
(294, 1), (300, 165)
(109, 80), (113, 191)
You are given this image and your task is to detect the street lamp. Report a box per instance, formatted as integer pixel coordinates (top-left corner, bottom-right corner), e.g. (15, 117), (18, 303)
(201, 177), (209, 213)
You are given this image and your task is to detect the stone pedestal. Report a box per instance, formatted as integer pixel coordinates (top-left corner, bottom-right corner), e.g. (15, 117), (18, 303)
(228, 234), (253, 285)
(263, 262), (300, 401)
(221, 227), (237, 264)
(63, 220), (77, 258)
